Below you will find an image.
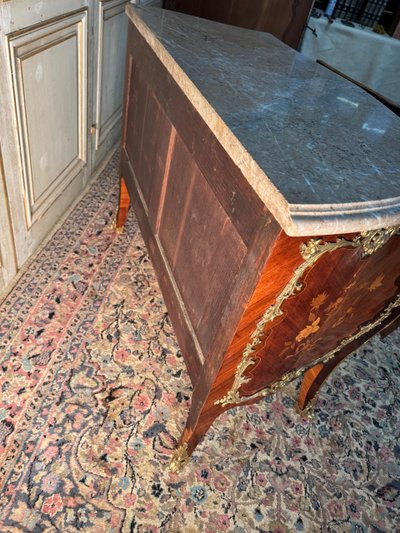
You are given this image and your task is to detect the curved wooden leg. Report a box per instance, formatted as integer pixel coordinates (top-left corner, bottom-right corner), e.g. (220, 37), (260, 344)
(297, 363), (325, 418)
(115, 177), (130, 232)
(379, 313), (400, 338)
(297, 355), (351, 417)
(170, 377), (272, 472)
(170, 389), (229, 473)
(298, 307), (400, 417)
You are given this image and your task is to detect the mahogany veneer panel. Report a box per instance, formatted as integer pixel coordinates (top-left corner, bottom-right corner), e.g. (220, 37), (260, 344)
(220, 233), (400, 398)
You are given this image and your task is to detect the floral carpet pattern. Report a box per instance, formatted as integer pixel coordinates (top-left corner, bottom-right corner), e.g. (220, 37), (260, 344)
(0, 155), (399, 532)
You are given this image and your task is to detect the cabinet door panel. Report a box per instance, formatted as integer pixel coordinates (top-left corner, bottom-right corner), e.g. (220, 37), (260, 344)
(19, 35), (80, 211)
(1, 8), (89, 268)
(0, 148), (17, 291)
(92, 0), (129, 167)
(0, 0), (128, 287)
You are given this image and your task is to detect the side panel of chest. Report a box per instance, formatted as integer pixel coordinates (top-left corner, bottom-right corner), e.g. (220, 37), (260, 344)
(120, 24), (279, 379)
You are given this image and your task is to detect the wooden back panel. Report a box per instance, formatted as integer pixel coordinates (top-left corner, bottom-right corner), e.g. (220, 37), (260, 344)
(163, 0), (314, 48)
(121, 23), (280, 382)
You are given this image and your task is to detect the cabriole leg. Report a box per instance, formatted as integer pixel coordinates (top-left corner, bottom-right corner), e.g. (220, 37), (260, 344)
(115, 177), (130, 232)
(170, 391), (229, 473)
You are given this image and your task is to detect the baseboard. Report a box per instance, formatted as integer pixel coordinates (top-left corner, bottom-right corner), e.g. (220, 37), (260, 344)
(0, 144), (119, 304)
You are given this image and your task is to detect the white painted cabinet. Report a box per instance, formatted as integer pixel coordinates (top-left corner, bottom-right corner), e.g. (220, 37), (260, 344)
(92, 0), (129, 167)
(0, 149), (17, 290)
(0, 0), (130, 291)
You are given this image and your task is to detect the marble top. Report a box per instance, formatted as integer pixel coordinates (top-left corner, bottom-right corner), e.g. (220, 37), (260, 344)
(126, 4), (400, 236)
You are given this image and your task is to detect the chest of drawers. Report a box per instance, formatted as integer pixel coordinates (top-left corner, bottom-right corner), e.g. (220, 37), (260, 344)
(117, 5), (400, 471)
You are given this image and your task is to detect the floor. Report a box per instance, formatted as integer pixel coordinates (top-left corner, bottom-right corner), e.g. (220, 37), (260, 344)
(0, 154), (399, 532)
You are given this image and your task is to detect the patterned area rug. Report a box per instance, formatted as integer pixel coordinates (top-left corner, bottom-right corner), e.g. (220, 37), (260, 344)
(0, 155), (399, 533)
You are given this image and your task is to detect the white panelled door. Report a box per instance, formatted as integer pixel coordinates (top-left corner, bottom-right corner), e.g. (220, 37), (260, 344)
(0, 147), (17, 291)
(0, 0), (90, 270)
(92, 0), (129, 168)
(0, 0), (129, 287)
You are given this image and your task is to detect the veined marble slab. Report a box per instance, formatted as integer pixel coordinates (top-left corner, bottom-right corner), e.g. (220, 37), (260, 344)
(126, 4), (400, 236)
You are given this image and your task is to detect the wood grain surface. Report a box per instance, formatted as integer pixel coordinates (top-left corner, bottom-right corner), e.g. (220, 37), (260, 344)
(163, 0), (314, 48)
(119, 21), (400, 460)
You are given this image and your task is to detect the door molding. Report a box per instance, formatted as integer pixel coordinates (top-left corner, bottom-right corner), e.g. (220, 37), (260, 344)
(0, 146), (18, 290)
(7, 9), (88, 228)
(94, 0), (128, 152)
